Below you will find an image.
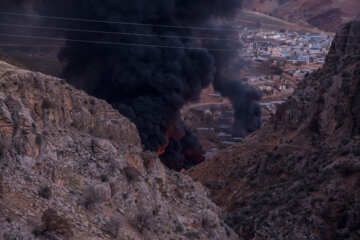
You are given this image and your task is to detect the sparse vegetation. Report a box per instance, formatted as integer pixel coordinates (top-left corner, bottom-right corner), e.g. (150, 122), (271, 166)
(123, 166), (141, 182)
(225, 226), (231, 237)
(339, 161), (360, 176)
(38, 208), (73, 238)
(0, 146), (3, 159)
(38, 186), (52, 199)
(152, 207), (159, 216)
(41, 99), (53, 109)
(82, 186), (106, 209)
(141, 151), (157, 169)
(31, 228), (42, 237)
(176, 223), (184, 233)
(100, 174), (109, 182)
(342, 71), (351, 78)
(102, 216), (121, 238)
(132, 212), (152, 234)
(0, 174), (3, 198)
(184, 231), (200, 239)
(352, 146), (360, 156)
(35, 134), (43, 146)
(341, 138), (351, 145)
(202, 216), (216, 230)
(340, 149), (350, 156)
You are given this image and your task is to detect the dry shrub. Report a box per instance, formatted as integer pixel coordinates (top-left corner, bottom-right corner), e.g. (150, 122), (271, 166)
(352, 146), (360, 156)
(339, 161), (360, 176)
(38, 186), (52, 199)
(102, 216), (122, 238)
(141, 151), (157, 169)
(123, 166), (141, 182)
(202, 216), (213, 230)
(132, 212), (152, 234)
(40, 208), (73, 238)
(82, 185), (106, 209)
(42, 98), (53, 109)
(0, 173), (3, 198)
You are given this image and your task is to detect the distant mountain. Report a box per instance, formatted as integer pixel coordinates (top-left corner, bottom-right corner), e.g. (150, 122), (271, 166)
(243, 0), (360, 32)
(191, 19), (360, 239)
(235, 10), (320, 32)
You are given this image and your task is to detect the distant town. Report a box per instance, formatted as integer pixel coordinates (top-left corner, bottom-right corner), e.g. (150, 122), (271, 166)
(240, 28), (334, 112)
(183, 27), (334, 157)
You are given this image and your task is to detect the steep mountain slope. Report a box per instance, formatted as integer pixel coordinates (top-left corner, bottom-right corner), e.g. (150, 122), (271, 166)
(235, 10), (320, 32)
(244, 0), (360, 32)
(191, 19), (360, 239)
(0, 61), (238, 240)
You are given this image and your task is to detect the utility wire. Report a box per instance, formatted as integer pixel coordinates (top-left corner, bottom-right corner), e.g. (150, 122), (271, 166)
(3, 22), (347, 44)
(5, 34), (360, 57)
(0, 22), (243, 42)
(0, 11), (242, 32)
(9, 22), (360, 42)
(0, 33), (238, 52)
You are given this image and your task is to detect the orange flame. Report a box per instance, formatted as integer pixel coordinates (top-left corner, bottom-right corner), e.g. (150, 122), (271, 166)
(156, 121), (185, 155)
(157, 142), (169, 155)
(157, 146), (166, 155)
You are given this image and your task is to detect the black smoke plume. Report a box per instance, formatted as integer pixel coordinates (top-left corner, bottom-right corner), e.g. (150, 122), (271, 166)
(201, 28), (262, 137)
(2, 0), (261, 170)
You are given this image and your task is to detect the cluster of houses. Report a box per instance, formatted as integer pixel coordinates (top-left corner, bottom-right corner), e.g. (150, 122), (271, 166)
(283, 68), (318, 80)
(245, 75), (281, 82)
(238, 29), (334, 96)
(187, 103), (245, 147)
(243, 74), (294, 95)
(241, 29), (333, 65)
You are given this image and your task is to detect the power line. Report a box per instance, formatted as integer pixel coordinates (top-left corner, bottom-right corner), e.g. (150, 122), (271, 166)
(3, 10), (358, 36)
(0, 11), (241, 32)
(12, 22), (360, 42)
(2, 11), (352, 40)
(2, 32), (360, 54)
(0, 22), (243, 42)
(0, 33), (238, 52)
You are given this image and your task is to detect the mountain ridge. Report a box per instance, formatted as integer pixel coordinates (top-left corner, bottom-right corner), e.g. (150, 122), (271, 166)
(243, 0), (360, 32)
(190, 19), (360, 239)
(0, 61), (238, 240)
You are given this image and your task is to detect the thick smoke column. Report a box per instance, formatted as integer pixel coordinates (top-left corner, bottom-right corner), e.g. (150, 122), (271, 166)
(215, 78), (262, 136)
(202, 28), (262, 137)
(3, 0), (261, 170)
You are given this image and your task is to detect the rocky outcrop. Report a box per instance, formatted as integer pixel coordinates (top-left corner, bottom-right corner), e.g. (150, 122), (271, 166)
(191, 20), (360, 239)
(274, 18), (360, 146)
(0, 61), (238, 240)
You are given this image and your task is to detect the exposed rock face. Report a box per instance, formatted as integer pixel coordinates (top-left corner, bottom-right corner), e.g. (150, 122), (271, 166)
(0, 61), (238, 240)
(191, 20), (360, 239)
(275, 18), (360, 145)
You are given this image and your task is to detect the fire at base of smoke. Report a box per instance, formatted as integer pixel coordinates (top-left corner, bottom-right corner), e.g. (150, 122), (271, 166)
(1, 0), (262, 170)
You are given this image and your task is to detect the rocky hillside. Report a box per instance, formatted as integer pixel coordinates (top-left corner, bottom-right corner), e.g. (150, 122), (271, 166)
(243, 0), (360, 32)
(0, 61), (238, 240)
(191, 19), (360, 239)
